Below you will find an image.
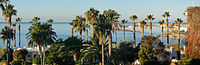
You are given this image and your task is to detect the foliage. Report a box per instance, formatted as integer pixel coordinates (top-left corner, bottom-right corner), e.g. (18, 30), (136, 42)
(112, 40), (139, 65)
(12, 49), (28, 60)
(178, 57), (200, 65)
(0, 47), (13, 61)
(138, 35), (169, 65)
(32, 57), (41, 64)
(45, 37), (83, 65)
(12, 59), (26, 65)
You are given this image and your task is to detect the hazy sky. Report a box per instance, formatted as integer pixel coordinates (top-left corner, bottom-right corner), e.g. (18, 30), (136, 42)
(0, 0), (198, 22)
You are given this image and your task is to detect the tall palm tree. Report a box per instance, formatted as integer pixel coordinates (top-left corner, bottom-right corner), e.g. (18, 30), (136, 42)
(26, 17), (43, 65)
(162, 12), (170, 44)
(0, 26), (14, 65)
(12, 23), (16, 48)
(70, 20), (76, 37)
(130, 15), (138, 48)
(174, 18), (183, 45)
(140, 20), (147, 37)
(85, 24), (90, 41)
(145, 14), (155, 35)
(84, 8), (99, 37)
(158, 20), (165, 42)
(73, 16), (86, 39)
(3, 4), (17, 27)
(120, 19), (128, 41)
(103, 9), (120, 60)
(16, 17), (22, 48)
(174, 18), (183, 60)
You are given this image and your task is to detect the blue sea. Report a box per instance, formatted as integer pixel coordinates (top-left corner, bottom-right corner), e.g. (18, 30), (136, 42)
(0, 22), (186, 48)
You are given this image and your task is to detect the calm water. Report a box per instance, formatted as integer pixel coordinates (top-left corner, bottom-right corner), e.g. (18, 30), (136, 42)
(0, 22), (186, 48)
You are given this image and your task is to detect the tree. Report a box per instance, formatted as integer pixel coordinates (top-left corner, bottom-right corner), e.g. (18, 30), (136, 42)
(158, 20), (165, 42)
(120, 19), (128, 41)
(145, 14), (155, 35)
(103, 9), (120, 60)
(70, 19), (76, 37)
(174, 18), (183, 60)
(0, 26), (14, 65)
(138, 35), (169, 65)
(73, 16), (86, 39)
(84, 8), (99, 38)
(140, 20), (147, 37)
(162, 12), (170, 44)
(2, 4), (17, 27)
(16, 17), (22, 48)
(130, 15), (138, 48)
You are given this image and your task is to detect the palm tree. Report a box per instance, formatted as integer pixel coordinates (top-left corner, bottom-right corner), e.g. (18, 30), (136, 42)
(162, 12), (170, 44)
(130, 15), (138, 48)
(0, 26), (14, 65)
(2, 4), (17, 27)
(145, 14), (155, 35)
(85, 24), (90, 41)
(158, 20), (165, 42)
(175, 18), (183, 45)
(26, 17), (43, 65)
(140, 20), (147, 37)
(70, 20), (76, 37)
(16, 17), (22, 48)
(120, 19), (128, 41)
(84, 8), (99, 37)
(174, 18), (183, 60)
(12, 23), (16, 48)
(103, 9), (120, 60)
(73, 16), (86, 39)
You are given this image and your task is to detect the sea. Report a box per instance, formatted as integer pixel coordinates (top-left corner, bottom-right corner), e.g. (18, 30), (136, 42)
(0, 22), (186, 48)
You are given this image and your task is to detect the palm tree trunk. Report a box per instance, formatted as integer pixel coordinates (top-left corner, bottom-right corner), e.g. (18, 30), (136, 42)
(86, 29), (88, 41)
(7, 40), (9, 65)
(114, 22), (117, 45)
(71, 27), (74, 37)
(73, 53), (77, 63)
(108, 31), (112, 61)
(166, 18), (169, 44)
(80, 31), (82, 39)
(8, 16), (12, 27)
(39, 45), (43, 65)
(18, 24), (21, 48)
(161, 26), (164, 42)
(142, 25), (144, 37)
(14, 29), (16, 47)
(101, 40), (104, 65)
(178, 23), (180, 44)
(133, 21), (136, 48)
(123, 25), (125, 41)
(150, 20), (152, 35)
(43, 42), (46, 65)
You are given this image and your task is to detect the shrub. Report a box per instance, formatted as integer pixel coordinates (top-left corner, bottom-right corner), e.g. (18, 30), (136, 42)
(13, 49), (28, 60)
(12, 59), (26, 65)
(178, 57), (200, 65)
(32, 57), (41, 64)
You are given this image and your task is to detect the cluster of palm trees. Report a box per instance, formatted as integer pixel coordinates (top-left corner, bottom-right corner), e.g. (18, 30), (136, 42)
(71, 8), (185, 64)
(26, 17), (57, 65)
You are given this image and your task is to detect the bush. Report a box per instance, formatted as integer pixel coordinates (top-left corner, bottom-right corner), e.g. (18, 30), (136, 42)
(12, 59), (26, 65)
(12, 49), (28, 60)
(178, 57), (200, 65)
(32, 57), (41, 64)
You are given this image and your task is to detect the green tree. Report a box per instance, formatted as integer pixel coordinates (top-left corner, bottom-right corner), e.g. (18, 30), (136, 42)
(84, 8), (99, 38)
(0, 26), (14, 65)
(145, 14), (155, 35)
(158, 20), (165, 42)
(103, 9), (120, 60)
(16, 17), (22, 48)
(73, 16), (86, 39)
(12, 23), (16, 48)
(140, 20), (147, 37)
(2, 4), (17, 27)
(174, 18), (183, 60)
(162, 12), (170, 44)
(120, 19), (128, 41)
(70, 19), (76, 37)
(130, 15), (138, 48)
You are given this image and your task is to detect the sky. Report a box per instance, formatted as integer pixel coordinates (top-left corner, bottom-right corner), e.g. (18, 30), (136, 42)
(0, 0), (198, 22)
